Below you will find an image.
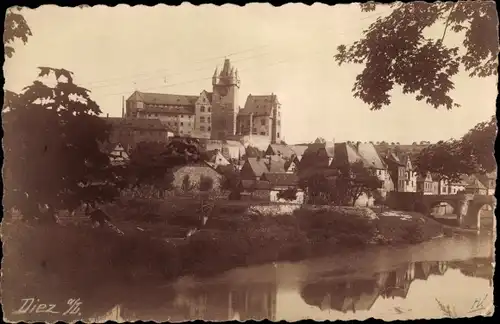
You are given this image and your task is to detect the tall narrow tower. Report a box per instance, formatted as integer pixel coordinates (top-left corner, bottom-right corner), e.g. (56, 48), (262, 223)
(211, 58), (240, 140)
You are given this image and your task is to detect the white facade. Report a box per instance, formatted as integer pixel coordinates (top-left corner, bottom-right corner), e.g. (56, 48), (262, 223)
(194, 91), (212, 139)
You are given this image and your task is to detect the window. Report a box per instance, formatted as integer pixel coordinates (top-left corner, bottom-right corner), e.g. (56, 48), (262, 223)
(200, 106), (205, 112)
(261, 119), (266, 126)
(181, 115), (184, 118)
(277, 132), (280, 138)
(207, 117), (211, 123)
(200, 117), (205, 123)
(180, 122), (184, 126)
(208, 107), (211, 112)
(200, 126), (205, 131)
(208, 127), (211, 131)
(260, 131), (266, 135)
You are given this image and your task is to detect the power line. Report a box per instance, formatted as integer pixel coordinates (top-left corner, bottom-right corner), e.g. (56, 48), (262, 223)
(82, 7), (393, 90)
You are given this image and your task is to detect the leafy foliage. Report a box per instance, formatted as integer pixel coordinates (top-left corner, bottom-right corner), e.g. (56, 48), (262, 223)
(2, 67), (124, 221)
(4, 7), (32, 58)
(199, 175), (214, 192)
(331, 161), (383, 206)
(300, 161), (382, 206)
(125, 137), (206, 195)
(415, 115), (497, 181)
(181, 175), (194, 192)
(335, 2), (499, 110)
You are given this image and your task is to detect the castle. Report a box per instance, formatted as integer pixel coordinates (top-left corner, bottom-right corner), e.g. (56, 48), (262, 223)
(125, 59), (282, 144)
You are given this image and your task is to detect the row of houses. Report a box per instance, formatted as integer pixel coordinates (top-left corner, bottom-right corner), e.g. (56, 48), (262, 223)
(101, 133), (496, 205)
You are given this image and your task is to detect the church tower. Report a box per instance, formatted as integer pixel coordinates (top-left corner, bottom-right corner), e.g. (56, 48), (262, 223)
(211, 58), (240, 140)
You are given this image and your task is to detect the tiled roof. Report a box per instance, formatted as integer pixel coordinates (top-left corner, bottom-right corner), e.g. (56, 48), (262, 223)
(267, 144), (296, 159)
(240, 179), (272, 190)
(290, 145), (309, 157)
(239, 94), (278, 116)
(261, 172), (299, 187)
(265, 156), (286, 173)
(128, 90), (198, 106)
(355, 143), (386, 169)
(201, 90), (213, 104)
(246, 158), (270, 178)
(331, 142), (368, 167)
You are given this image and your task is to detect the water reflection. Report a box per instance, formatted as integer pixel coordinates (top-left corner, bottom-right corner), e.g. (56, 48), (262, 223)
(5, 236), (494, 322)
(88, 257), (493, 322)
(300, 258), (493, 315)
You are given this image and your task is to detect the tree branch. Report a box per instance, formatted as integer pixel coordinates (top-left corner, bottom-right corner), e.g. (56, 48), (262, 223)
(441, 2), (458, 43)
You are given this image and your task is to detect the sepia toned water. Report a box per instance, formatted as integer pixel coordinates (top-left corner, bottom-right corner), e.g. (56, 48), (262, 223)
(88, 234), (494, 322)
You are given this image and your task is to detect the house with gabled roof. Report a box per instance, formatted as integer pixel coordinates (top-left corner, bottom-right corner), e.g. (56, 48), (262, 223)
(239, 156), (286, 181)
(99, 142), (130, 166)
(289, 145), (309, 162)
(204, 149), (231, 169)
(416, 171), (434, 195)
(476, 170), (497, 196)
(104, 116), (173, 149)
(236, 93), (282, 144)
(265, 144), (296, 160)
(261, 172), (304, 204)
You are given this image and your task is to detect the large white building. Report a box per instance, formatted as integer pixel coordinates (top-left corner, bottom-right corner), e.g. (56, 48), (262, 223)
(125, 58), (282, 144)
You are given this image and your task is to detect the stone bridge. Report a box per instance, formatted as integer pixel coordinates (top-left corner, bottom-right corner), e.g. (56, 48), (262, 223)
(418, 194), (496, 232)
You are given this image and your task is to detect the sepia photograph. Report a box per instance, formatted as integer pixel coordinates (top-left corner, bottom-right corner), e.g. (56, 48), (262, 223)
(1, 2), (497, 322)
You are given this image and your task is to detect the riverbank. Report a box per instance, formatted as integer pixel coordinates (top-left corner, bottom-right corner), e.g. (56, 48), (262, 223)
(2, 204), (445, 289)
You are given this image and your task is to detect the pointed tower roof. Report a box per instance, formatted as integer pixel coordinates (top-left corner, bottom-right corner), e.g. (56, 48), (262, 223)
(221, 58), (232, 76)
(213, 66), (218, 77)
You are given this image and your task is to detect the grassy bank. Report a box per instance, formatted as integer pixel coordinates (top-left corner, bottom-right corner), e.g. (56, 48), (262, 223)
(2, 203), (444, 320)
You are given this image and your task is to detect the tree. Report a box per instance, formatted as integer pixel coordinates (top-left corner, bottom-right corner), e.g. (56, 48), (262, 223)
(460, 115), (496, 173)
(334, 1), (498, 110)
(330, 161), (383, 206)
(4, 7), (32, 58)
(414, 139), (472, 188)
(3, 67), (124, 222)
(415, 115), (497, 183)
(181, 175), (194, 193)
(126, 137), (205, 197)
(199, 175), (214, 192)
(126, 141), (174, 198)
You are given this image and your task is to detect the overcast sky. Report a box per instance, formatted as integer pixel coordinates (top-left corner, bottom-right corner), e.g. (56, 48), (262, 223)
(4, 4), (497, 144)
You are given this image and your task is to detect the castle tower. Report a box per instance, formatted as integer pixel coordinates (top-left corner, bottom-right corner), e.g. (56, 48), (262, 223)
(211, 58), (240, 140)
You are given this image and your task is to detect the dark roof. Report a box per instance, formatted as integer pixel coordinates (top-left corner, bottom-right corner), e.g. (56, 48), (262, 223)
(261, 172), (299, 187)
(331, 142), (368, 167)
(246, 158), (269, 177)
(266, 144), (296, 159)
(202, 90), (213, 103)
(239, 94), (279, 116)
(240, 180), (271, 190)
(290, 145), (309, 157)
(355, 143), (386, 169)
(127, 91), (198, 114)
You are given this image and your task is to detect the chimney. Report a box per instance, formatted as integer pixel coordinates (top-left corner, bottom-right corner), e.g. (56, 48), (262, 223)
(106, 113), (109, 118)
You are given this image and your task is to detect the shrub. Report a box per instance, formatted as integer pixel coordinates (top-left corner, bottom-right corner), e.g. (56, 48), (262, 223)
(199, 175), (214, 192)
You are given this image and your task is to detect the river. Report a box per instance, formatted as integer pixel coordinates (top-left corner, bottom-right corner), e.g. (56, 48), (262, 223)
(85, 233), (494, 322)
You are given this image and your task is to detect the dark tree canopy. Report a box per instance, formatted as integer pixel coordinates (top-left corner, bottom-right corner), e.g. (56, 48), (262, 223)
(3, 67), (124, 220)
(415, 115), (497, 181)
(126, 137), (206, 194)
(4, 7), (32, 58)
(299, 161), (382, 206)
(335, 1), (499, 110)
